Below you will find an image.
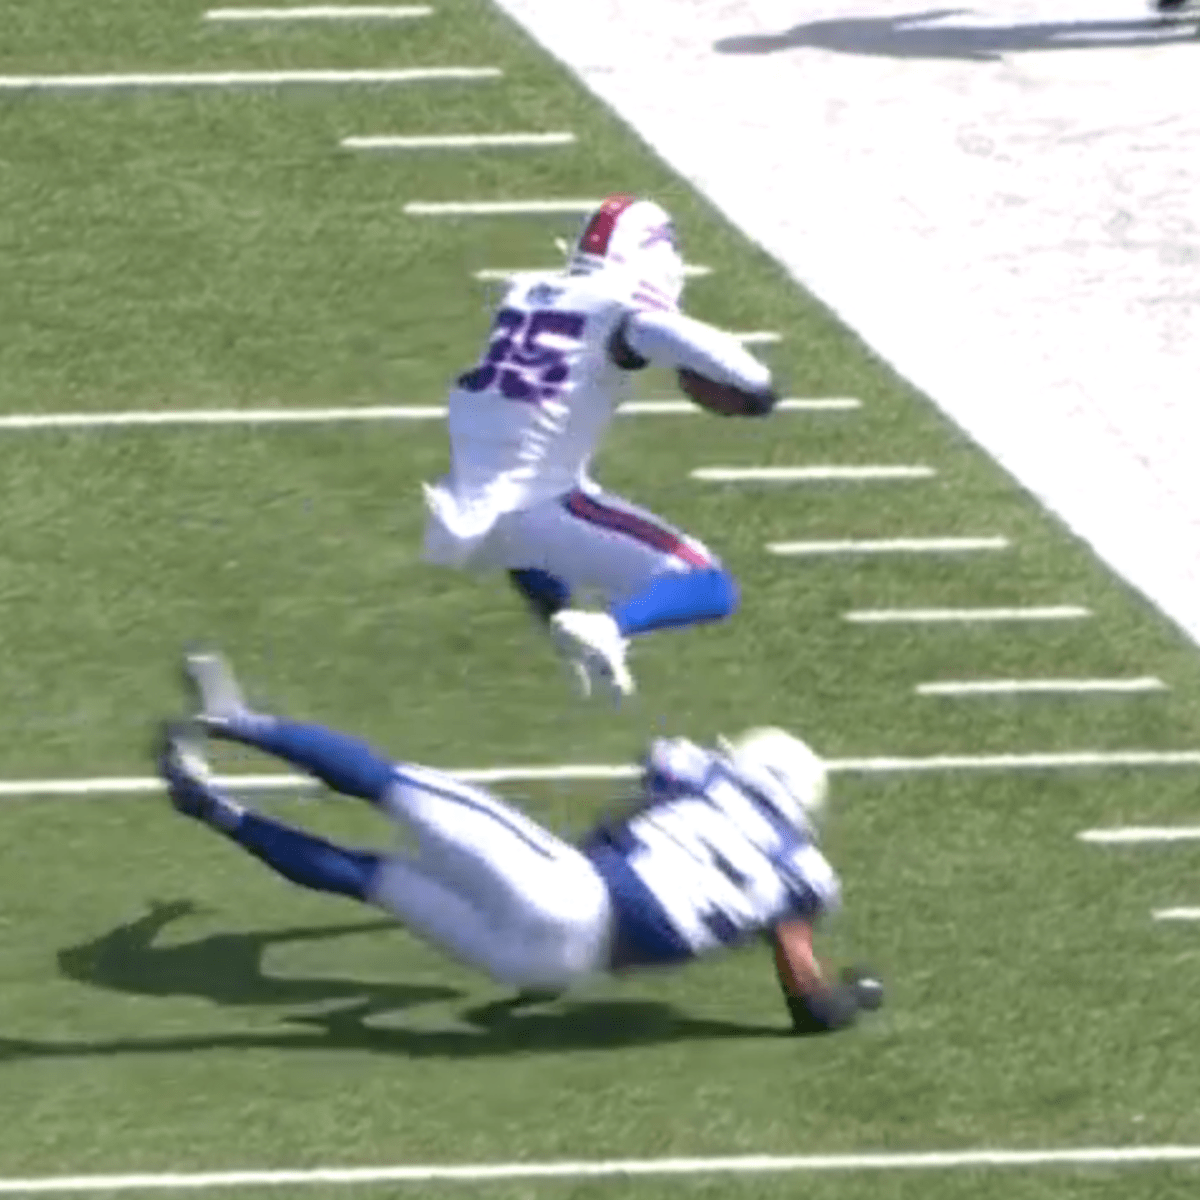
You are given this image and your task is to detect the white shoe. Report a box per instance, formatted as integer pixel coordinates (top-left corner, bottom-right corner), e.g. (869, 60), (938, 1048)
(182, 648), (249, 726)
(549, 610), (635, 701)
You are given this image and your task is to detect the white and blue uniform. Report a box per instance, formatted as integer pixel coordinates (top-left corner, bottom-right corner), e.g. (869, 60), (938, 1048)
(580, 738), (841, 969)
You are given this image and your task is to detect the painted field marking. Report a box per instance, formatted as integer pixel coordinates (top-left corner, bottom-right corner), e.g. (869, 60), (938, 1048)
(846, 606), (1091, 624)
(917, 677), (1166, 697)
(692, 465), (932, 483)
(7, 1146), (1200, 1193)
(1154, 909), (1200, 921)
(474, 264), (713, 281)
(732, 331), (780, 345)
(0, 68), (499, 91)
(0, 400), (855, 433)
(1079, 827), (1200, 844)
(0, 407), (448, 430)
(404, 199), (601, 215)
(635, 398), (858, 414)
(343, 132), (575, 150)
(205, 5), (433, 19)
(9, 750), (1200, 801)
(768, 536), (1009, 556)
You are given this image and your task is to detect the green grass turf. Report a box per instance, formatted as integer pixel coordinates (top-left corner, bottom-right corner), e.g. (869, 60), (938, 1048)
(2, 0), (1200, 1193)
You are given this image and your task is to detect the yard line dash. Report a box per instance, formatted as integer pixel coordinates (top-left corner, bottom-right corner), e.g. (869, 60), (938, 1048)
(204, 5), (433, 19)
(732, 331), (780, 345)
(917, 677), (1166, 697)
(692, 465), (931, 483)
(1154, 909), (1200, 921)
(405, 199), (601, 215)
(0, 68), (499, 91)
(343, 132), (575, 150)
(1079, 827), (1200, 844)
(769, 536), (1009, 556)
(846, 606), (1091, 624)
(8, 1146), (1200, 1193)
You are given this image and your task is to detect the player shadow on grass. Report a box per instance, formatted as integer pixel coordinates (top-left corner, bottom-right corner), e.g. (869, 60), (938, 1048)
(715, 9), (1199, 61)
(56, 899), (459, 1015)
(8, 901), (789, 1063)
(0, 996), (786, 1064)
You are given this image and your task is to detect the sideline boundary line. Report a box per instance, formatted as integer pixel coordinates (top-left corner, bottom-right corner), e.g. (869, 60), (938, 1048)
(6, 750), (1200, 800)
(5, 1146), (1200, 1193)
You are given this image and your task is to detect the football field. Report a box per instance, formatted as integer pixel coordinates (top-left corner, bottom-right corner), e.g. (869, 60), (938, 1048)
(3, 1), (1200, 1195)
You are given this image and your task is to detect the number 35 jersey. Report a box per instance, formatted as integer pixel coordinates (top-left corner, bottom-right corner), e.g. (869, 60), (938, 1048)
(422, 270), (655, 558)
(580, 738), (842, 969)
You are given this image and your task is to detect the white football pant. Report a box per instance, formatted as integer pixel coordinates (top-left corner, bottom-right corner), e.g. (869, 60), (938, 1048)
(427, 482), (716, 607)
(367, 762), (613, 989)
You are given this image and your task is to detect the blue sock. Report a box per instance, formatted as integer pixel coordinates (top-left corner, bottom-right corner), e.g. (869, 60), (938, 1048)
(509, 568), (571, 623)
(214, 716), (396, 804)
(613, 568), (739, 637)
(228, 812), (382, 901)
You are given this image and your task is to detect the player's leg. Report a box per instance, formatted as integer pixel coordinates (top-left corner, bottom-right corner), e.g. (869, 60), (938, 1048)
(158, 722), (383, 901)
(503, 488), (738, 697)
(370, 763), (612, 988)
(508, 568), (571, 623)
(184, 651), (398, 805)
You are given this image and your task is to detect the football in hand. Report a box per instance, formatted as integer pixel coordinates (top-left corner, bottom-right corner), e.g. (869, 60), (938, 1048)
(676, 367), (773, 416)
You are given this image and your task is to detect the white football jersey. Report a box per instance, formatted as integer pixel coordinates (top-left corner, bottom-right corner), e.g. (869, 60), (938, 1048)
(441, 270), (649, 514)
(582, 738), (841, 966)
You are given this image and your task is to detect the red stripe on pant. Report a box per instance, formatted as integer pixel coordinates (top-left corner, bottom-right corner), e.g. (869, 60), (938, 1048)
(563, 491), (711, 568)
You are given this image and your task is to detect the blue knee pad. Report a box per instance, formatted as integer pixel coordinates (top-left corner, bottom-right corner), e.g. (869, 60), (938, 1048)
(613, 567), (740, 637)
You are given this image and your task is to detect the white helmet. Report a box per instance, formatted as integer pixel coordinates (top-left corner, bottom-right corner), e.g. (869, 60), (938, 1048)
(717, 727), (830, 835)
(567, 193), (686, 311)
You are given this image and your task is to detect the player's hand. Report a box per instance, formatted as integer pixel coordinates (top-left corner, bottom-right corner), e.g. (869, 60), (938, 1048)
(785, 985), (859, 1035)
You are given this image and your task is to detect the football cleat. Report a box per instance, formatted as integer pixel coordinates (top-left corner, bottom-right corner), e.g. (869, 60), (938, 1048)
(156, 720), (217, 821)
(549, 610), (635, 701)
(182, 647), (249, 728)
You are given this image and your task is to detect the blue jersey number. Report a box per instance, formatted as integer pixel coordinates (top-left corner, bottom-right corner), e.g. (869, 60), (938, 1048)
(457, 307), (586, 403)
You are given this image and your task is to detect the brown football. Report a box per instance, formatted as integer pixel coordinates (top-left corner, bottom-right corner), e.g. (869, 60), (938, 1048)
(676, 367), (767, 416)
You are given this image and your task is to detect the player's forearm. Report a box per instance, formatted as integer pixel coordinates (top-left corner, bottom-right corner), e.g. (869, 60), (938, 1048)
(624, 309), (772, 393)
(771, 922), (859, 1034)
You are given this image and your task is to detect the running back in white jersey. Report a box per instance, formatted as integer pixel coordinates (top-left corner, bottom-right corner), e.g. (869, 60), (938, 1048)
(581, 738), (841, 968)
(445, 270), (648, 511)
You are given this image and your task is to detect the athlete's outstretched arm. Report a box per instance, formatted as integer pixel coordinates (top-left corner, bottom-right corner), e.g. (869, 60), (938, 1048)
(770, 918), (860, 1034)
(619, 308), (775, 395)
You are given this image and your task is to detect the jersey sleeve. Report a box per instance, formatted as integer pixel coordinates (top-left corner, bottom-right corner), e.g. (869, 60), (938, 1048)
(778, 843), (842, 922)
(622, 308), (773, 393)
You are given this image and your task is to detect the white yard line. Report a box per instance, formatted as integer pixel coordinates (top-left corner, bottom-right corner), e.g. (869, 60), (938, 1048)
(8, 750), (1200, 800)
(1153, 909), (1200, 921)
(404, 199), (601, 215)
(833, 750), (1200, 773)
(768, 537), (1009, 556)
(6, 1146), (1200, 1193)
(1079, 827), (1200, 844)
(0, 407), (447, 430)
(0, 68), (499, 91)
(205, 6), (433, 19)
(846, 606), (1091, 624)
(692, 465), (932, 483)
(474, 264), (713, 280)
(732, 331), (780, 345)
(343, 132), (575, 150)
(917, 677), (1166, 697)
(0, 400), (857, 432)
